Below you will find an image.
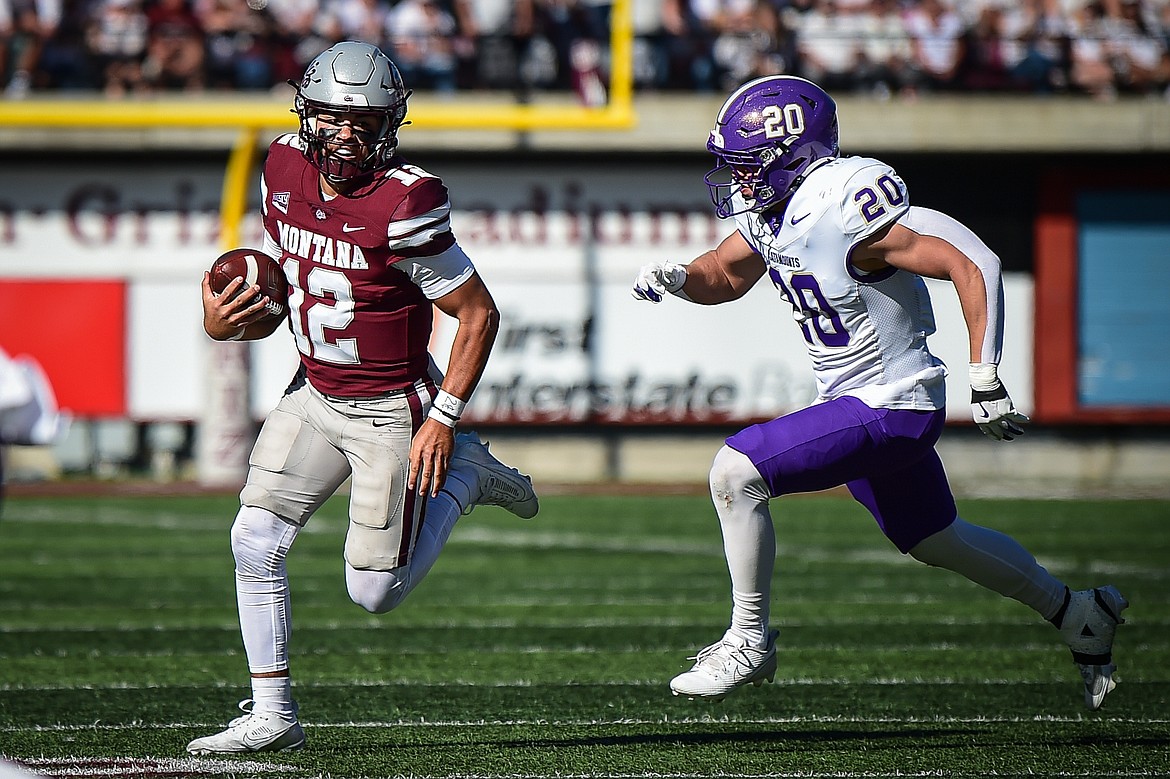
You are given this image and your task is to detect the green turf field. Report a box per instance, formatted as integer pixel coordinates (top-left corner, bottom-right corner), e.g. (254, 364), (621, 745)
(0, 491), (1167, 778)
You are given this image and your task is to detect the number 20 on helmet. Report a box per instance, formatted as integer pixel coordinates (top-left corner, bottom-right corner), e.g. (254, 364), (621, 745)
(705, 75), (840, 218)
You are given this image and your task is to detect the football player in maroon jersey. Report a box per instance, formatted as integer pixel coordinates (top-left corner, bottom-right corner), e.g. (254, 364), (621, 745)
(190, 41), (538, 754)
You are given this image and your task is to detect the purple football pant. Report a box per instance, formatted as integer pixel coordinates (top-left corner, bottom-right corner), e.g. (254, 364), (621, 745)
(726, 395), (956, 553)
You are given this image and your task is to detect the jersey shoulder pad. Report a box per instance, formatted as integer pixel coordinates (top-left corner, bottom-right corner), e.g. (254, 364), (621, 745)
(268, 132), (305, 154)
(836, 157), (910, 240)
(262, 134), (307, 178)
(384, 168), (454, 254)
(391, 172), (450, 220)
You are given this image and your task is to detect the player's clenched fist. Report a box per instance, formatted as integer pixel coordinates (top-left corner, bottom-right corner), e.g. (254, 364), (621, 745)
(631, 262), (688, 303)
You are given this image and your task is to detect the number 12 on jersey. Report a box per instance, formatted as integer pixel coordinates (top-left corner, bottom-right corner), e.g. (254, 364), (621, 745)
(284, 257), (361, 365)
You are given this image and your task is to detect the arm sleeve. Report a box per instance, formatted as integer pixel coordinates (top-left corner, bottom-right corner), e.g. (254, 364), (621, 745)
(899, 206), (1004, 364)
(402, 241), (477, 300)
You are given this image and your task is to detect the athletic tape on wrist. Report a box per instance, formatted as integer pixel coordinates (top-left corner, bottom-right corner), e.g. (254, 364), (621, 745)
(968, 362), (1000, 392)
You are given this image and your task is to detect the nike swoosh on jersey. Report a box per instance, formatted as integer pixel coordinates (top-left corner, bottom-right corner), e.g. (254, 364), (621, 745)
(342, 223), (365, 233)
(790, 213), (811, 225)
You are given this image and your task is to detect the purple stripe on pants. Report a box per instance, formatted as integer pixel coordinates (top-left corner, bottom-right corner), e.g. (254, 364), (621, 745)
(726, 395), (956, 553)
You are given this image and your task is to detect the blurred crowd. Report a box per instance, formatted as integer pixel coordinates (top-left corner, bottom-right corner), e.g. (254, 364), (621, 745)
(2, 0), (1169, 101)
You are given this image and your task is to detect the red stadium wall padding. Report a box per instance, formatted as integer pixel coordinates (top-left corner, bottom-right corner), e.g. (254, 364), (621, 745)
(0, 279), (126, 416)
(1033, 168), (1170, 425)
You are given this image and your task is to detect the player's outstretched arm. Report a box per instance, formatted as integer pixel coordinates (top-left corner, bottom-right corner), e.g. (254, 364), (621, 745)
(632, 230), (765, 305)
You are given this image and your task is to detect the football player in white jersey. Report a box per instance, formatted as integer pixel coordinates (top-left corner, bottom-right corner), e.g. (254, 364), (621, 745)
(632, 75), (1127, 710)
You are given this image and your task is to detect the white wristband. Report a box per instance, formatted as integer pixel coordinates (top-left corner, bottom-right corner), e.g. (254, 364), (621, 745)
(427, 389), (466, 428)
(223, 328), (246, 342)
(969, 362), (1000, 391)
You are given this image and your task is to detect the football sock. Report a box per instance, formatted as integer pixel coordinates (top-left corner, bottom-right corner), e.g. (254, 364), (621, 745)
(232, 505), (299, 675)
(908, 517), (1067, 620)
(250, 675), (296, 719)
(1048, 586), (1072, 628)
(728, 589), (769, 648)
(402, 491), (461, 593)
(709, 446), (775, 647)
(441, 467), (477, 512)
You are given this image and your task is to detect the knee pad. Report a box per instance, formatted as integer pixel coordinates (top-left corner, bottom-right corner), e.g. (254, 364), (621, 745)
(230, 505), (296, 579)
(710, 445), (770, 508)
(345, 564), (410, 614)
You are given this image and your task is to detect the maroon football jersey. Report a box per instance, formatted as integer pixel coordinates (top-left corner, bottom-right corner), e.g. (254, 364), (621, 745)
(261, 134), (457, 397)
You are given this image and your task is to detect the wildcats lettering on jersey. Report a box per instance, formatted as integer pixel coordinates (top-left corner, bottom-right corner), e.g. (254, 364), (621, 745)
(276, 219), (369, 270)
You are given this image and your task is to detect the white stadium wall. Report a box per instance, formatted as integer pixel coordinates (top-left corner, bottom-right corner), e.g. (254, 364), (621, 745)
(0, 156), (1032, 429)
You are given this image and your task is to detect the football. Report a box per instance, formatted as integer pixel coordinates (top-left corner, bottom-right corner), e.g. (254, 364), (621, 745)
(209, 248), (288, 320)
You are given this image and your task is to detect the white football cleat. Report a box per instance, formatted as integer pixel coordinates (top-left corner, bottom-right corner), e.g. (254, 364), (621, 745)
(186, 699), (305, 754)
(670, 630), (779, 701)
(1059, 585), (1128, 710)
(452, 432), (538, 519)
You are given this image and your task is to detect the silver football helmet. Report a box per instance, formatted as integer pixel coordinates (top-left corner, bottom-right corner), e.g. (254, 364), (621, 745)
(293, 41), (411, 183)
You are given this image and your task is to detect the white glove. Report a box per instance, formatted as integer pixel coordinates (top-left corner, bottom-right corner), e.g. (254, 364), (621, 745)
(631, 262), (688, 303)
(969, 363), (1029, 441)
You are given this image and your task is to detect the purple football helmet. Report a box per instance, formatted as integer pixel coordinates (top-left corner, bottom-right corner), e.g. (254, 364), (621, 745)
(705, 76), (839, 218)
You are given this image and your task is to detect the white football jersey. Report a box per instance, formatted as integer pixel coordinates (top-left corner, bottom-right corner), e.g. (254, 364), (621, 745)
(733, 155), (947, 411)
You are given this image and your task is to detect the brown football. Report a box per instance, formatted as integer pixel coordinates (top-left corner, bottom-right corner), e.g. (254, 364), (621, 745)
(209, 248), (288, 320)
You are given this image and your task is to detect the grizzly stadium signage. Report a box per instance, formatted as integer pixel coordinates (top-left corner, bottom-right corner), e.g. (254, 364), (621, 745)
(0, 155), (1031, 425)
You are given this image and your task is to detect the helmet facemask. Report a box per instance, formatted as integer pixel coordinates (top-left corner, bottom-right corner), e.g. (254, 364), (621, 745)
(296, 99), (400, 184)
(705, 144), (795, 218)
(293, 42), (411, 186)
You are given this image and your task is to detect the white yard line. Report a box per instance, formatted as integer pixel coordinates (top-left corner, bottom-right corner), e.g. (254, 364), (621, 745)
(8, 761), (1167, 779)
(5, 511), (1165, 579)
(1, 676), (1146, 692)
(5, 713), (1169, 733)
